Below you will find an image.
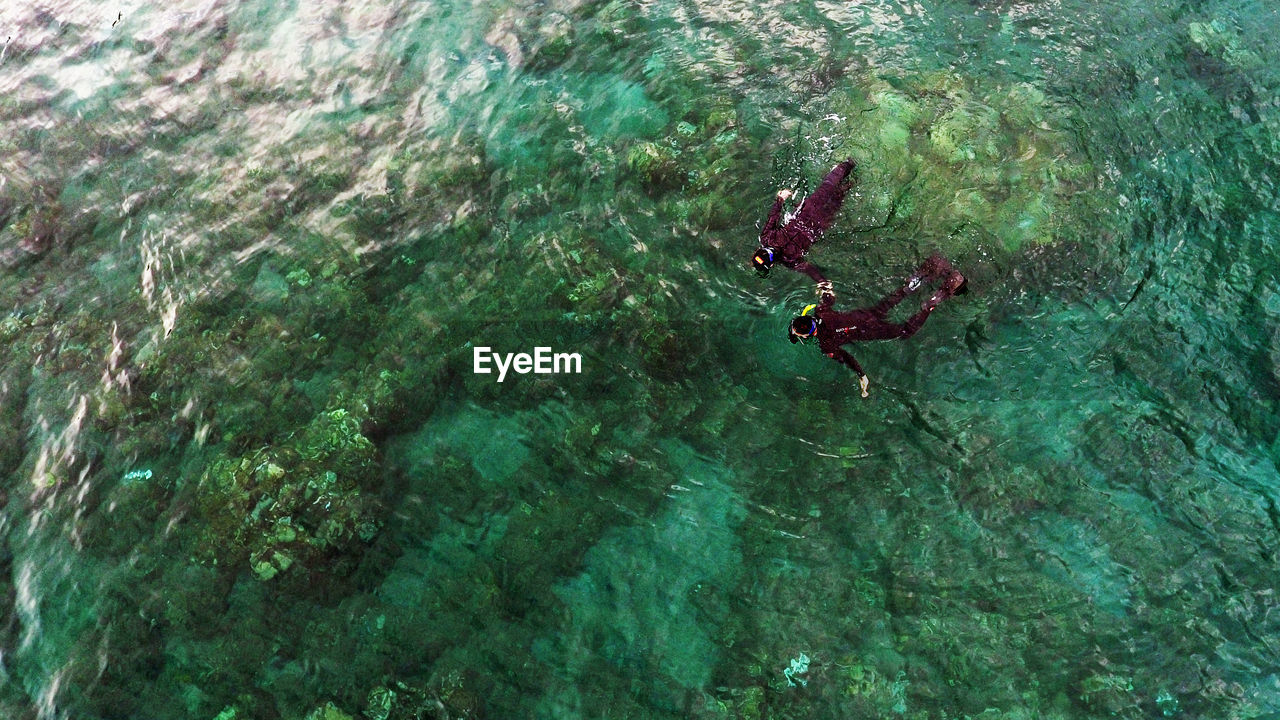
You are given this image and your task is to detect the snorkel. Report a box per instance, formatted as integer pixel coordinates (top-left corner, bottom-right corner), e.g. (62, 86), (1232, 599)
(788, 304), (818, 344)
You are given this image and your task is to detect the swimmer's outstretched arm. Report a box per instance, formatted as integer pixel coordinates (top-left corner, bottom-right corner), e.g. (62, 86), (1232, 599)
(817, 279), (837, 311)
(794, 260), (828, 284)
(825, 346), (871, 397)
(761, 190), (791, 239)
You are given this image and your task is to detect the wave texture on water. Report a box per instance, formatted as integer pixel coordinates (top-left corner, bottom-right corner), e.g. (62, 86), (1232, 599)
(1, 0), (1279, 718)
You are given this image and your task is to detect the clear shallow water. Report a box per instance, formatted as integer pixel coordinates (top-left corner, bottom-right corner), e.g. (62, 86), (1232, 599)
(1, 0), (1278, 718)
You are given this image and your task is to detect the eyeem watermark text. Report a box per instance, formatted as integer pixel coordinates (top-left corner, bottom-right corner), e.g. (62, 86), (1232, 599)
(473, 346), (582, 382)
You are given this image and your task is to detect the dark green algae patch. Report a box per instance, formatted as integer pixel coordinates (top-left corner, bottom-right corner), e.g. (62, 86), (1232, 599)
(2, 0), (1280, 719)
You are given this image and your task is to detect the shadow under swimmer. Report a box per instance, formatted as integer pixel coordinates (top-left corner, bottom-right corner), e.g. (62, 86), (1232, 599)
(473, 346), (583, 382)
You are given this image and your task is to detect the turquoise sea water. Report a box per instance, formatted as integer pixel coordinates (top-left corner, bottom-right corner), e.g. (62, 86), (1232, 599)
(1, 0), (1278, 718)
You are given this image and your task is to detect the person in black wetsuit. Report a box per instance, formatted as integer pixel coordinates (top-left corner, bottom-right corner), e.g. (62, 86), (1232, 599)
(788, 254), (967, 397)
(752, 159), (856, 282)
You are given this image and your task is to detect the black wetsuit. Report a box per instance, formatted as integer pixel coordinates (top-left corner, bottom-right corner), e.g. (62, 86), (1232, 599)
(757, 159), (856, 282)
(810, 255), (964, 381)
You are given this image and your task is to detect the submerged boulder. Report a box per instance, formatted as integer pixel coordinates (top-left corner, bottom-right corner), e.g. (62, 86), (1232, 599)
(193, 408), (381, 583)
(829, 70), (1098, 253)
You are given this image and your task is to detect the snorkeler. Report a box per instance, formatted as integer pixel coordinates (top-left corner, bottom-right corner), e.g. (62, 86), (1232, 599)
(751, 159), (856, 282)
(788, 254), (966, 397)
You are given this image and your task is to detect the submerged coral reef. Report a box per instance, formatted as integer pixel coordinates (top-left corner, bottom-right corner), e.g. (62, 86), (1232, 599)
(0, 1), (1278, 719)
